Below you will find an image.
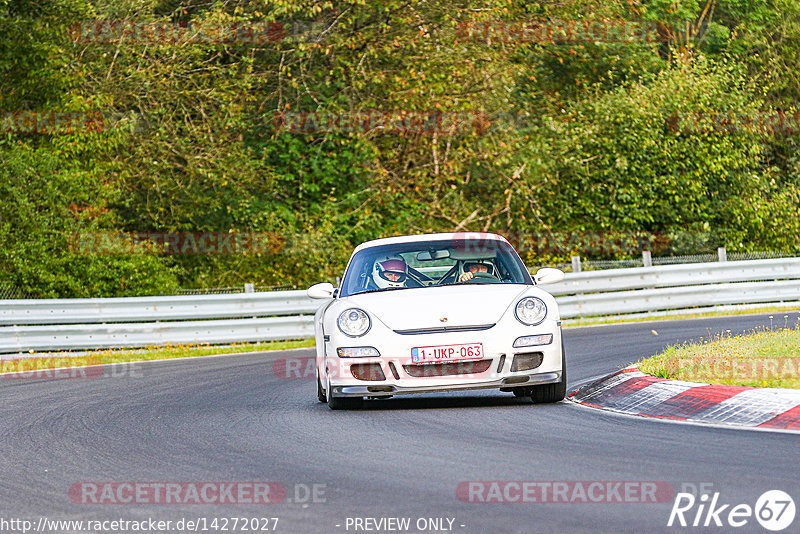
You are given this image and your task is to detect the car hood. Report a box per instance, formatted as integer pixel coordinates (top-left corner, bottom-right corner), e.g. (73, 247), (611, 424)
(344, 284), (531, 331)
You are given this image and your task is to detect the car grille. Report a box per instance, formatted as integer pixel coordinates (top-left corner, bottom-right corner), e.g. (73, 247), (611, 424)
(393, 324), (495, 335)
(403, 359), (492, 377)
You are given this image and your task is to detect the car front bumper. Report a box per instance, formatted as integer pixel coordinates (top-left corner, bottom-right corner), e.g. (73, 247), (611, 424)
(331, 370), (562, 397)
(323, 318), (564, 397)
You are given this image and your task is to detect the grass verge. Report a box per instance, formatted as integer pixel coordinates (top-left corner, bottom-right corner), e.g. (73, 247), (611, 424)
(636, 325), (800, 389)
(0, 339), (315, 374)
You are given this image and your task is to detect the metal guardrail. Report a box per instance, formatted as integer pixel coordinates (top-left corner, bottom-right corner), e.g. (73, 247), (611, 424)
(544, 258), (800, 296)
(1, 257), (798, 353)
(556, 279), (800, 318)
(0, 291), (317, 326)
(0, 316), (315, 353)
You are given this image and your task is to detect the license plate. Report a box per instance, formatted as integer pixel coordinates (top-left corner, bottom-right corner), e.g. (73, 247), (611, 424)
(410, 343), (484, 364)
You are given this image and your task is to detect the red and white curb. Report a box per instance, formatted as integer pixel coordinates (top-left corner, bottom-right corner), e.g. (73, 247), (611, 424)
(569, 368), (800, 432)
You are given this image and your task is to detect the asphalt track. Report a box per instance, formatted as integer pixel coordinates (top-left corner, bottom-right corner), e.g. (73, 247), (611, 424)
(1, 312), (798, 534)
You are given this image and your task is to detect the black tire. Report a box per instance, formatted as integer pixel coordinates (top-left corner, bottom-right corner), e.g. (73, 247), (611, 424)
(528, 346), (567, 404)
(317, 373), (327, 403)
(325, 377), (363, 410)
(327, 393), (363, 410)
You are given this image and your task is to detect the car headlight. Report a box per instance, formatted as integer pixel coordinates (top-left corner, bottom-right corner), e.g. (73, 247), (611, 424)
(514, 297), (547, 326)
(337, 308), (371, 337)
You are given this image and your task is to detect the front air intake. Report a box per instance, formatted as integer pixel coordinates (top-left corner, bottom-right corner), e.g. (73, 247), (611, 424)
(511, 352), (544, 372)
(350, 363), (386, 381)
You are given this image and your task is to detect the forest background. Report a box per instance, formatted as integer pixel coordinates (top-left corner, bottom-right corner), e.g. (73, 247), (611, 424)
(2, 0), (799, 297)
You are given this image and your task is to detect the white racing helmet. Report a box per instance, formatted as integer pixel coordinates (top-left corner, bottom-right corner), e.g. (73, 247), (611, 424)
(372, 256), (408, 289)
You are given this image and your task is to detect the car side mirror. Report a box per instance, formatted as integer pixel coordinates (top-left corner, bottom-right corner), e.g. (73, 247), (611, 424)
(307, 282), (335, 299)
(534, 268), (565, 285)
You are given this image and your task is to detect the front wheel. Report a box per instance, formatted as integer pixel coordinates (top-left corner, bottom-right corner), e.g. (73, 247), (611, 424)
(327, 393), (364, 410)
(326, 376), (363, 410)
(528, 347), (567, 404)
(317, 372), (327, 403)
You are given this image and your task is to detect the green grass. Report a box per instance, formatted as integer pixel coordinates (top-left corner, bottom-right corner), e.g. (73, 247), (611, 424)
(636, 325), (800, 389)
(0, 339), (315, 374)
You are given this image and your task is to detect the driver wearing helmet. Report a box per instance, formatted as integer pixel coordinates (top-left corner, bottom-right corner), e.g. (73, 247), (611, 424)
(371, 256), (409, 289)
(458, 260), (494, 282)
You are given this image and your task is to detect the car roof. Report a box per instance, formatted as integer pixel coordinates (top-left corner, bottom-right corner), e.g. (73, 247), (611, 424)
(352, 232), (511, 254)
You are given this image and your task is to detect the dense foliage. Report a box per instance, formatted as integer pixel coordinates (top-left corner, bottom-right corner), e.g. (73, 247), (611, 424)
(1, 0), (799, 296)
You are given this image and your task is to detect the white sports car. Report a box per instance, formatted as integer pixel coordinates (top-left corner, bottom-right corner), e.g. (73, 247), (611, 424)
(307, 232), (566, 409)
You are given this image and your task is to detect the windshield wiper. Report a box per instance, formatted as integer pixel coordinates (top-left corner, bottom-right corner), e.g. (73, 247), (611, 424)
(353, 286), (411, 296)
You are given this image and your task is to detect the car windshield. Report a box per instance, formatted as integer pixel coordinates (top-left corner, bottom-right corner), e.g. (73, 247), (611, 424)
(339, 238), (533, 297)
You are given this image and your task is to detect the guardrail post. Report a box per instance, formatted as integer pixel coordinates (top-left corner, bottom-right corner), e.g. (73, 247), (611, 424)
(642, 250), (652, 267)
(571, 256), (581, 273)
(244, 283), (254, 293)
(717, 247), (727, 262)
